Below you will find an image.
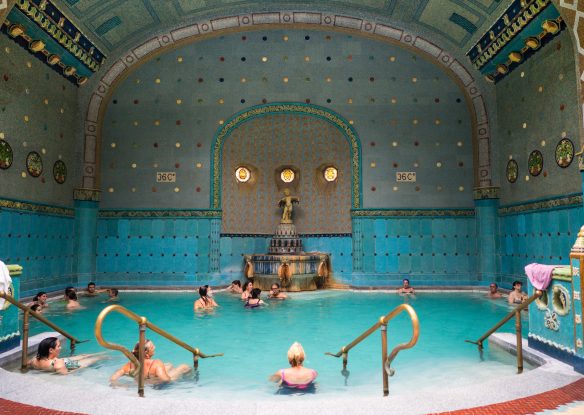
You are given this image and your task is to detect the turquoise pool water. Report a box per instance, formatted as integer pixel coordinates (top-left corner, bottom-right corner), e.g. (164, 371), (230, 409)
(25, 291), (530, 398)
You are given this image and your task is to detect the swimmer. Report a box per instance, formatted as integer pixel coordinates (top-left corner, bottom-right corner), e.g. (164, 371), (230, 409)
(487, 283), (502, 299)
(28, 337), (104, 375)
(268, 283), (287, 300)
(241, 281), (253, 301)
(270, 342), (317, 390)
(508, 280), (528, 305)
(397, 278), (415, 295)
(110, 339), (191, 384)
(194, 286), (218, 310)
(244, 288), (265, 308)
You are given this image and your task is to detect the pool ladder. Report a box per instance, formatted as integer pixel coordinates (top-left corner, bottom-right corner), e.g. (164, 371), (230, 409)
(325, 303), (420, 396)
(466, 290), (542, 373)
(94, 304), (224, 397)
(0, 291), (87, 370)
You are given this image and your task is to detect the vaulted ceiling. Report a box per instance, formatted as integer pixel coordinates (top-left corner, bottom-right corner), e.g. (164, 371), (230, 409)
(54, 0), (515, 56)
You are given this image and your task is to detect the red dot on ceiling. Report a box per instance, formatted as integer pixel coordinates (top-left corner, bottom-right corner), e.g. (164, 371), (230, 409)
(196, 187), (201, 192)
(434, 98), (440, 103)
(371, 186), (376, 191)
(133, 99), (139, 104)
(176, 120), (181, 125)
(414, 141), (419, 146)
(370, 142), (375, 146)
(59, 133), (63, 138)
(198, 78), (203, 83)
(393, 163), (398, 168)
(153, 143), (158, 148)
(543, 171), (548, 177)
(560, 104), (565, 111)
(41, 177), (46, 183)
(241, 36), (247, 41)
(305, 99), (311, 103)
(262, 98), (267, 104)
(3, 74), (8, 81)
(175, 163), (180, 168)
(152, 187), (157, 192)
(219, 57), (225, 61)
(196, 143), (202, 148)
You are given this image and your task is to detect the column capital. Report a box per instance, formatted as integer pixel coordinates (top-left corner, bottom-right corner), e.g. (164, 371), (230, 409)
(473, 186), (500, 200)
(73, 188), (101, 202)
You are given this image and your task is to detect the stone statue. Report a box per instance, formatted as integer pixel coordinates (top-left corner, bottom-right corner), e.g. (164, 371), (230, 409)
(278, 188), (299, 224)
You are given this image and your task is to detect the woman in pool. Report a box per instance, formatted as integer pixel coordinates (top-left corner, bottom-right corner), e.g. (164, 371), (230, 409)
(270, 342), (317, 389)
(241, 281), (253, 301)
(28, 337), (103, 375)
(66, 290), (84, 310)
(110, 339), (191, 384)
(194, 285), (218, 310)
(245, 288), (265, 308)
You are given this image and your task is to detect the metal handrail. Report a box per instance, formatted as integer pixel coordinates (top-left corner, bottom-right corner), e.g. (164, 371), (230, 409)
(466, 290), (542, 373)
(0, 291), (87, 370)
(325, 303), (420, 396)
(94, 304), (223, 397)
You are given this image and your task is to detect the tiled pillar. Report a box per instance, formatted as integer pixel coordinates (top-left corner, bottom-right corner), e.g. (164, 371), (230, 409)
(352, 217), (363, 272)
(209, 218), (221, 273)
(474, 187), (500, 285)
(73, 189), (100, 286)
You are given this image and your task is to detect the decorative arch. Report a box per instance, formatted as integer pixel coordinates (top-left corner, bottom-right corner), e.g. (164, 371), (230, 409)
(81, 11), (493, 198)
(210, 102), (361, 209)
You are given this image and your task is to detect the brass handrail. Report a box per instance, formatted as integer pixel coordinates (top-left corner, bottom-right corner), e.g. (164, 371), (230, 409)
(0, 291), (87, 370)
(466, 290), (542, 373)
(325, 303), (420, 396)
(94, 304), (223, 397)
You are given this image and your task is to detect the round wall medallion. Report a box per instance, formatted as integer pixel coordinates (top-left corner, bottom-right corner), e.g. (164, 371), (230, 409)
(53, 160), (67, 184)
(280, 168), (295, 183)
(26, 151), (43, 177)
(528, 150), (543, 176)
(506, 159), (518, 183)
(555, 138), (574, 168)
(552, 284), (571, 316)
(0, 140), (13, 169)
(235, 166), (250, 183)
(324, 166), (338, 182)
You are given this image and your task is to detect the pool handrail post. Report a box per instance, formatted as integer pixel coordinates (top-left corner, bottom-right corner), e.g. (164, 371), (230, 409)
(380, 320), (389, 396)
(515, 310), (523, 374)
(0, 290), (86, 370)
(138, 319), (146, 398)
(325, 303), (420, 396)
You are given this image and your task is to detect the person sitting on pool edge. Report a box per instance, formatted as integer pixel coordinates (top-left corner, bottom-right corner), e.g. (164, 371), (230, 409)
(28, 337), (104, 375)
(194, 285), (219, 310)
(487, 283), (502, 299)
(229, 280), (243, 294)
(268, 283), (287, 300)
(508, 280), (528, 305)
(241, 281), (253, 301)
(270, 342), (317, 390)
(110, 339), (191, 384)
(397, 278), (415, 295)
(245, 288), (265, 308)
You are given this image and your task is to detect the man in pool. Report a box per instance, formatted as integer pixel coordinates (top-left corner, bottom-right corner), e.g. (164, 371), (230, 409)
(397, 278), (415, 295)
(84, 282), (107, 297)
(268, 283), (287, 300)
(487, 283), (502, 299)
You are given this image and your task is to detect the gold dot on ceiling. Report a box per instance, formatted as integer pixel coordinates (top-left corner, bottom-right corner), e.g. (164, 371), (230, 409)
(111, 142), (116, 148)
(435, 119), (441, 125)
(283, 35), (288, 41)
(522, 122), (527, 128)
(0, 132), (4, 139)
(457, 141), (463, 147)
(392, 186), (398, 191)
(282, 77), (289, 83)
(22, 141), (28, 147)
(413, 162), (419, 168)
(131, 163), (137, 168)
(304, 56), (310, 62)
(520, 72), (525, 78)
(349, 120), (354, 125)
(525, 175), (529, 181)
(436, 162), (442, 168)
(108, 187), (114, 193)
(133, 121), (139, 126)
(153, 163), (158, 168)
(26, 61), (32, 68)
(411, 77), (417, 83)
(347, 98), (353, 104)
(261, 56), (268, 62)
(176, 99), (182, 104)
(392, 141), (398, 147)
(218, 119), (224, 125)
(538, 86), (543, 92)
(5, 47), (10, 53)
(561, 131), (567, 138)
(177, 56), (183, 62)
(412, 119), (418, 125)
(43, 98), (49, 105)
(174, 187), (180, 193)
(540, 140), (546, 146)
(391, 98), (397, 104)
(437, 186), (443, 191)
(60, 108), (64, 114)
(21, 172), (26, 178)
(175, 142), (181, 148)
(154, 120), (160, 126)
(196, 163), (202, 168)
(458, 186), (464, 192)
(41, 148), (46, 154)
(131, 187), (136, 192)
(559, 74), (564, 80)
(389, 56), (396, 62)
(370, 162), (376, 168)
(241, 77), (247, 83)
(218, 98), (224, 104)
(135, 79), (141, 84)
(24, 115), (29, 122)
(326, 77), (332, 83)
(155, 78), (161, 84)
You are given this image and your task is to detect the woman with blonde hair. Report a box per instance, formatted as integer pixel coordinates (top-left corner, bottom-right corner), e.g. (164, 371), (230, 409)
(270, 342), (317, 389)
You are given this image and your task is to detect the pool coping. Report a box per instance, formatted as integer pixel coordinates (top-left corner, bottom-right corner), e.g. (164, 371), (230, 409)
(0, 331), (581, 415)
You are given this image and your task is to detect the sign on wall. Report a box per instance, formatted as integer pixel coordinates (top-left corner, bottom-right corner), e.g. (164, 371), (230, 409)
(156, 172), (176, 183)
(396, 172), (416, 182)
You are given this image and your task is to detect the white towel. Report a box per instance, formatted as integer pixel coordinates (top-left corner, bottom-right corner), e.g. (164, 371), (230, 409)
(0, 260), (13, 309)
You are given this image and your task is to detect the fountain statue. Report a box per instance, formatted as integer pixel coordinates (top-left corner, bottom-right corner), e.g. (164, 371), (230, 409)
(243, 189), (330, 291)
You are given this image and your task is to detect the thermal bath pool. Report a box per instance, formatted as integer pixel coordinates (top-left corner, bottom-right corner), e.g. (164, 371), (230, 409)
(18, 290), (534, 398)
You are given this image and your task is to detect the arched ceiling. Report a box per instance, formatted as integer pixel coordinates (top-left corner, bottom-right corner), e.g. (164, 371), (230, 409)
(54, 0), (515, 55)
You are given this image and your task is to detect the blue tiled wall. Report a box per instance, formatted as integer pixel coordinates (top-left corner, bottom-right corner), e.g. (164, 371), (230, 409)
(0, 206), (75, 297)
(95, 217), (222, 286)
(497, 202), (583, 288)
(346, 216), (478, 286)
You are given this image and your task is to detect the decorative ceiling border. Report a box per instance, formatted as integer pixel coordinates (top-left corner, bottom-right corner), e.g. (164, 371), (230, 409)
(0, 197), (74, 217)
(82, 11), (493, 195)
(98, 209), (222, 218)
(351, 208), (475, 218)
(498, 193), (582, 216)
(1, 0), (106, 85)
(467, 0), (564, 82)
(210, 102), (361, 210)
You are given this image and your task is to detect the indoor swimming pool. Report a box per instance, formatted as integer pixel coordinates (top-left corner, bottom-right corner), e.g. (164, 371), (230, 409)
(19, 290), (530, 398)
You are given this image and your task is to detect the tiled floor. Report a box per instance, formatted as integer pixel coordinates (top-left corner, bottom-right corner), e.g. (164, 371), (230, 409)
(1, 378), (583, 415)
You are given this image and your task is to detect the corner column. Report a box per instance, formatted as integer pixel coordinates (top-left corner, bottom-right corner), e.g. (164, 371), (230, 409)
(73, 189), (100, 286)
(474, 187), (500, 284)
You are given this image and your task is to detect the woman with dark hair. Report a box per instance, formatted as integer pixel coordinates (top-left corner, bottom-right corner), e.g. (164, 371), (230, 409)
(28, 337), (103, 374)
(241, 281), (253, 301)
(32, 291), (49, 311)
(66, 290), (84, 310)
(244, 288), (265, 308)
(110, 339), (191, 383)
(194, 286), (218, 310)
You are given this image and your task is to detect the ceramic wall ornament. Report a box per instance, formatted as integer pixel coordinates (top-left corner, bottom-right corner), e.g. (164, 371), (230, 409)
(544, 309), (560, 331)
(53, 160), (67, 184)
(528, 150), (543, 176)
(506, 159), (518, 183)
(26, 151), (43, 177)
(555, 138), (574, 168)
(0, 140), (13, 170)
